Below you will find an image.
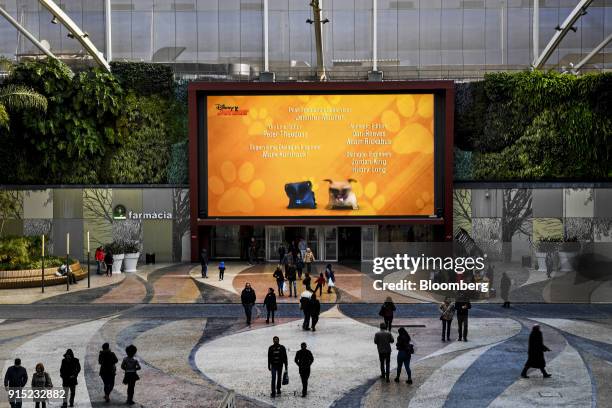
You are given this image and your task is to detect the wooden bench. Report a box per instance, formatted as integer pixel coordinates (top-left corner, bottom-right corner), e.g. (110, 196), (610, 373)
(0, 262), (85, 289)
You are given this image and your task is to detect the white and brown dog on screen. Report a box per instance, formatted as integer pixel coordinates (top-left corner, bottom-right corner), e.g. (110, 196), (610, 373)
(324, 179), (359, 210)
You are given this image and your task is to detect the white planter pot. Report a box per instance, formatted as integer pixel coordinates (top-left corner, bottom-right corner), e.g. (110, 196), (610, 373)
(112, 254), (125, 274)
(123, 252), (140, 273)
(535, 252), (547, 272)
(558, 251), (578, 272)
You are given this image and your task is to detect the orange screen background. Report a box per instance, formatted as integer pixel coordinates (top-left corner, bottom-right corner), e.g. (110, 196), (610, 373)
(206, 94), (435, 217)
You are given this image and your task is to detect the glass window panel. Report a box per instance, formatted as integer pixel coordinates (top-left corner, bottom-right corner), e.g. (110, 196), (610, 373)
(289, 10), (314, 69)
(377, 8), (397, 62)
(397, 8), (419, 67)
(176, 11), (197, 61)
(197, 10), (219, 62)
(507, 6), (531, 65)
(218, 4), (240, 61)
(441, 7), (462, 66)
(241, 7), (263, 64)
(419, 3), (441, 67)
(463, 8), (485, 65)
(269, 9), (290, 68)
(111, 8), (132, 59)
(131, 11), (153, 60)
(152, 10), (175, 62)
(355, 7), (372, 60)
(485, 5), (504, 66)
(331, 10), (355, 60)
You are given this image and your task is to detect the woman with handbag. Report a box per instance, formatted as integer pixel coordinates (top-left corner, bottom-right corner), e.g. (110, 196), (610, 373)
(439, 298), (455, 342)
(31, 363), (53, 408)
(121, 344), (141, 405)
(394, 328), (414, 384)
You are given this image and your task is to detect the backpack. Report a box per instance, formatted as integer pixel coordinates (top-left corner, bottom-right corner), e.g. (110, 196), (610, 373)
(285, 181), (317, 209)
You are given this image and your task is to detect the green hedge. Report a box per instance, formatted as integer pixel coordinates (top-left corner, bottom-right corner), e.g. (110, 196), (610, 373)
(110, 61), (174, 97)
(456, 71), (612, 180)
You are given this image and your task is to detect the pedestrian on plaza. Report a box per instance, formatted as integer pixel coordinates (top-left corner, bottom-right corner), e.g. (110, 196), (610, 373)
(95, 246), (105, 275)
(4, 358), (27, 408)
(379, 297), (396, 331)
(294, 342), (314, 398)
(200, 248), (208, 278)
(296, 253), (304, 280)
(281, 251), (293, 277)
(395, 328), (414, 384)
(104, 250), (114, 277)
(374, 322), (394, 382)
(57, 263), (77, 284)
(325, 264), (336, 294)
(439, 297), (455, 341)
(268, 336), (288, 398)
(520, 324), (552, 379)
(500, 272), (511, 308)
(309, 293), (321, 331)
(264, 288), (277, 324)
(300, 289), (313, 330)
(273, 265), (285, 296)
(121, 344), (141, 406)
(304, 248), (315, 273)
(241, 282), (257, 326)
(98, 342), (118, 403)
(455, 294), (471, 342)
(298, 238), (307, 261)
(314, 272), (326, 297)
(59, 348), (81, 408)
(218, 261), (226, 281)
(31, 363), (53, 408)
(303, 272), (312, 292)
(286, 262), (297, 298)
(278, 243), (286, 264)
(248, 237), (257, 265)
(545, 252), (554, 279)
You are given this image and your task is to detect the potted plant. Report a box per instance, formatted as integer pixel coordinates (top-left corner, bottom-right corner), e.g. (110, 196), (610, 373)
(122, 240), (141, 273)
(105, 241), (124, 274)
(534, 237), (560, 272)
(558, 236), (580, 272)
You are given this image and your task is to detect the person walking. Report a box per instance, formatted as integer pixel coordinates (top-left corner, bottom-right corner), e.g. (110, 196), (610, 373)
(296, 253), (304, 280)
(455, 295), (471, 342)
(379, 297), (396, 331)
(248, 237), (257, 265)
(286, 262), (297, 297)
(374, 323), (394, 382)
(98, 342), (118, 403)
(264, 288), (277, 324)
(200, 248), (208, 278)
(298, 238), (307, 260)
(439, 298), (455, 341)
(325, 264), (336, 294)
(95, 246), (105, 275)
(267, 336), (288, 398)
(4, 358), (27, 408)
(521, 324), (552, 379)
(314, 272), (326, 297)
(104, 250), (114, 277)
(241, 282), (257, 326)
(294, 342), (314, 398)
(218, 261), (226, 280)
(300, 289), (312, 330)
(281, 251), (293, 277)
(545, 252), (554, 279)
(31, 363), (52, 408)
(395, 328), (414, 384)
(273, 265), (285, 297)
(121, 345), (141, 405)
(302, 272), (312, 292)
(500, 272), (511, 308)
(278, 243), (286, 264)
(59, 349), (81, 408)
(304, 248), (315, 274)
(309, 293), (321, 331)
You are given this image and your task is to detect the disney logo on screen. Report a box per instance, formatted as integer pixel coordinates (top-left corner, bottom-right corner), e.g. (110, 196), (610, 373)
(215, 103), (249, 116)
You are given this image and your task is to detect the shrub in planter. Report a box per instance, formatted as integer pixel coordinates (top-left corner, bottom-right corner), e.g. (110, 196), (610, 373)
(122, 241), (141, 273)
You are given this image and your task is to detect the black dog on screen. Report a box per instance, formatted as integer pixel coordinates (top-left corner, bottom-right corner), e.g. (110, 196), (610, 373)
(285, 181), (317, 209)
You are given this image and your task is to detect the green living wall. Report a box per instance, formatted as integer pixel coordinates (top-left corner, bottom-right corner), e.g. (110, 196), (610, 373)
(455, 71), (612, 181)
(0, 59), (188, 185)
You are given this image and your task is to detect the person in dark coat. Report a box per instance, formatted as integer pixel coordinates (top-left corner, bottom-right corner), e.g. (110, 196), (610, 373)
(379, 297), (396, 331)
(278, 243), (286, 264)
(374, 322), (394, 382)
(200, 248), (208, 278)
(121, 344), (141, 405)
(294, 342), (314, 398)
(98, 343), (119, 403)
(264, 288), (277, 324)
(302, 272), (312, 292)
(272, 266), (285, 296)
(104, 250), (114, 277)
(31, 363), (52, 408)
(4, 358), (27, 408)
(545, 252), (554, 278)
(286, 262), (297, 297)
(241, 282), (257, 325)
(454, 294), (471, 341)
(268, 336), (288, 398)
(300, 290), (312, 330)
(59, 349), (81, 408)
(500, 272), (511, 308)
(521, 324), (552, 378)
(309, 293), (321, 331)
(395, 328), (413, 384)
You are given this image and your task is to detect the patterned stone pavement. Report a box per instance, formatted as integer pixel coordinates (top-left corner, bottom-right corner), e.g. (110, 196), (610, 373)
(1, 262), (612, 407)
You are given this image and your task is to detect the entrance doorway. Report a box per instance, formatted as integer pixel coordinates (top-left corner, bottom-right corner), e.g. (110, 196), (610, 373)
(338, 227), (361, 263)
(284, 226), (306, 248)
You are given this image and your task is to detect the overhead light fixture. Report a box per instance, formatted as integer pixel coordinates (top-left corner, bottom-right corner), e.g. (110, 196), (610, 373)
(82, 32), (89, 38)
(67, 32), (75, 39)
(51, 16), (58, 24)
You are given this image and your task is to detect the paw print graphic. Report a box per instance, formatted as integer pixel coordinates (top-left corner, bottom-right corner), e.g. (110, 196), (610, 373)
(415, 191), (433, 212)
(209, 161), (266, 214)
(353, 181), (386, 213)
(242, 107), (273, 136)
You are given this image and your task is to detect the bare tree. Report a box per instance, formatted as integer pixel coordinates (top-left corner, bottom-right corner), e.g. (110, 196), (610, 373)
(82, 189), (113, 245)
(501, 189), (532, 262)
(453, 189), (472, 233)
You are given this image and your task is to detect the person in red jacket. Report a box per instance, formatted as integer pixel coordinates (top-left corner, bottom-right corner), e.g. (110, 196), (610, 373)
(313, 273), (326, 297)
(95, 246), (105, 275)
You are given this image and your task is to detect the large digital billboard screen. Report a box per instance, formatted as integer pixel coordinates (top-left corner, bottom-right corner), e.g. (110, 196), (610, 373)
(205, 93), (436, 218)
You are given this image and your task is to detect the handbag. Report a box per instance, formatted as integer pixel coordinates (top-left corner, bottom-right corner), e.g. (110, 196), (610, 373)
(282, 371), (289, 385)
(285, 181), (317, 209)
(282, 281), (288, 293)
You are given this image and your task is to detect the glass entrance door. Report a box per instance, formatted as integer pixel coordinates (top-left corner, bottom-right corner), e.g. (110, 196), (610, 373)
(361, 226), (377, 261)
(324, 227), (337, 261)
(266, 226), (283, 261)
